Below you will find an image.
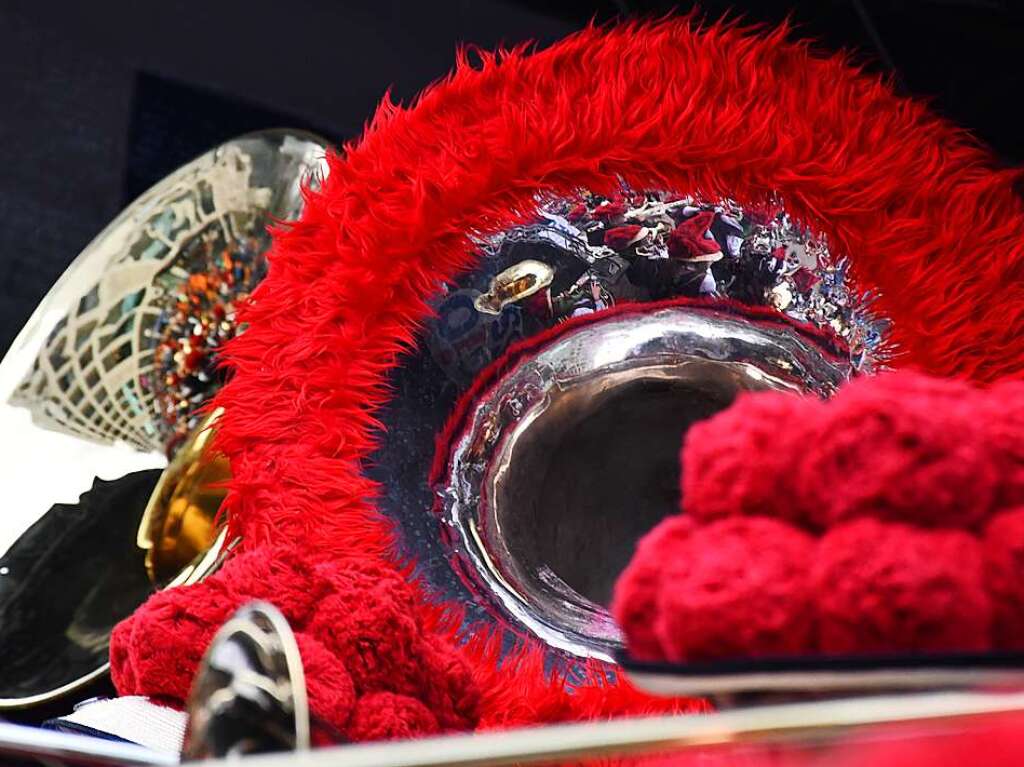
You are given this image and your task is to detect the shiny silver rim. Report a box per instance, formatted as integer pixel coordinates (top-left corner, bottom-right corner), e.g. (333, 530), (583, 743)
(436, 304), (851, 660)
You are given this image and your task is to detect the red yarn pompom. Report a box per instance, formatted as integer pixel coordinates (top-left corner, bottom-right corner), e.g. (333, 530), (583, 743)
(593, 200), (627, 221)
(813, 519), (991, 653)
(308, 586), (424, 697)
(796, 374), (998, 530)
(681, 391), (821, 528)
(347, 692), (441, 742)
(416, 642), (483, 731)
(611, 516), (695, 660)
(110, 576), (243, 702)
(682, 373), (1004, 532)
(293, 633), (356, 739)
(111, 545), (481, 737)
(654, 517), (815, 662)
(983, 508), (1024, 649)
(986, 381), (1024, 513)
(307, 557), (479, 732)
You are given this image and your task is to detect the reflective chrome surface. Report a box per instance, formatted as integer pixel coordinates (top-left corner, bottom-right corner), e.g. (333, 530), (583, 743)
(225, 691), (1024, 767)
(0, 720), (174, 766)
(437, 305), (851, 660)
(183, 602), (310, 760)
(0, 130), (327, 709)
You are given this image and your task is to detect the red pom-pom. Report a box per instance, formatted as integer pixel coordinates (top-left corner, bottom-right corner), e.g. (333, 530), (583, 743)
(593, 200), (627, 220)
(110, 576), (244, 704)
(983, 508), (1024, 649)
(611, 516), (695, 660)
(682, 373), (1005, 533)
(110, 545), (482, 738)
(654, 517), (815, 662)
(813, 519), (991, 653)
(216, 546), (331, 630)
(413, 643), (481, 732)
(565, 202), (588, 221)
(307, 557), (480, 732)
(293, 633), (356, 739)
(986, 381), (1024, 513)
(308, 569), (428, 697)
(796, 373), (998, 530)
(682, 390), (822, 527)
(347, 692), (440, 742)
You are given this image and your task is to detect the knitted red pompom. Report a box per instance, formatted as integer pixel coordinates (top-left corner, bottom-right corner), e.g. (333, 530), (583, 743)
(347, 692), (440, 742)
(682, 373), (1004, 532)
(307, 569), (424, 697)
(681, 391), (822, 528)
(110, 576), (247, 702)
(986, 381), (1024, 513)
(611, 516), (695, 660)
(796, 374), (997, 530)
(293, 633), (356, 739)
(813, 519), (992, 653)
(593, 200), (628, 221)
(216, 546), (332, 629)
(306, 558), (480, 732)
(111, 544), (482, 736)
(415, 643), (483, 731)
(983, 508), (1024, 649)
(654, 517), (815, 662)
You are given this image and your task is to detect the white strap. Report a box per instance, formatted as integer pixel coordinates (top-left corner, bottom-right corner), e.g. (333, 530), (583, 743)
(56, 695), (186, 756)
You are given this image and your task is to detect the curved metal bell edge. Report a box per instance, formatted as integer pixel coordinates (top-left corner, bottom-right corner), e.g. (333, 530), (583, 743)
(137, 408), (234, 584)
(0, 129), (327, 711)
(0, 409), (240, 712)
(0, 128), (328, 406)
(182, 601), (310, 760)
(0, 531), (236, 712)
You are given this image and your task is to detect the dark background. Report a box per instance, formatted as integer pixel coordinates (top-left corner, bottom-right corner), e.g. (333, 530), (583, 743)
(1, 0), (1022, 356)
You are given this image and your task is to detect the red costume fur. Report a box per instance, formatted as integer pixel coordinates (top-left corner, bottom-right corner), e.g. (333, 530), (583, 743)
(111, 17), (1024, 739)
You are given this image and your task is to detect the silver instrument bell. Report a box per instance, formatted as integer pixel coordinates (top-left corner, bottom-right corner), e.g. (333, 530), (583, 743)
(0, 130), (327, 711)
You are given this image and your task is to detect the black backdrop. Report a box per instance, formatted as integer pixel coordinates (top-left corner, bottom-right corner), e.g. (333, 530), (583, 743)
(1, 0), (1021, 355)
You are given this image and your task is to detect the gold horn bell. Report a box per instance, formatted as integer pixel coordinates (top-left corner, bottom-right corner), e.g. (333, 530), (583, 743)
(0, 130), (327, 710)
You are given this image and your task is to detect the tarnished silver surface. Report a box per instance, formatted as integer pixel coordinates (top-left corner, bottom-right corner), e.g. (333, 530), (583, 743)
(437, 305), (851, 660)
(0, 130), (327, 709)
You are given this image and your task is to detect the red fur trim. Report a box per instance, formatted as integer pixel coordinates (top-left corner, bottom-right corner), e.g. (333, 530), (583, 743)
(113, 16), (1024, 728)
(213, 17), (1024, 557)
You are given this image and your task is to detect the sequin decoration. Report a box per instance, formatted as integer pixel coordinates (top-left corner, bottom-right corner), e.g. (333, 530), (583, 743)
(473, 189), (894, 373)
(10, 135), (325, 455)
(144, 228), (267, 453)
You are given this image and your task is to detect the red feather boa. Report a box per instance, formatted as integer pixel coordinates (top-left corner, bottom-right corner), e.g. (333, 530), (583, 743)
(111, 17), (1024, 737)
